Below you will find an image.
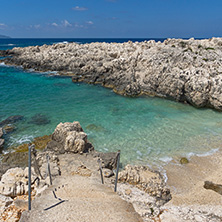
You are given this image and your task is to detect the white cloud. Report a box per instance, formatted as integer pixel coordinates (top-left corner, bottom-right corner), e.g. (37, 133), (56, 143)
(0, 23), (7, 29)
(63, 20), (72, 27)
(52, 22), (58, 27)
(34, 24), (41, 29)
(86, 21), (93, 25)
(72, 6), (88, 11)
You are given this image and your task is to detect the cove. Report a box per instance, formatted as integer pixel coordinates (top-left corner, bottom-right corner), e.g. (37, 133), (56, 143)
(1, 65), (222, 166)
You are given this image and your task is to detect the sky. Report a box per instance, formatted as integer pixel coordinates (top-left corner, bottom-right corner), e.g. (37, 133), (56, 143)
(0, 0), (222, 38)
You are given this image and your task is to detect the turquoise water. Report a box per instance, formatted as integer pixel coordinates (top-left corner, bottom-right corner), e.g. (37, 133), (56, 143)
(1, 38), (222, 166)
(1, 64), (222, 166)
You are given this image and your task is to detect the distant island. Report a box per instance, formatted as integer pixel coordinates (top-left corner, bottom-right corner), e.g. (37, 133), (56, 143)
(0, 34), (10, 38)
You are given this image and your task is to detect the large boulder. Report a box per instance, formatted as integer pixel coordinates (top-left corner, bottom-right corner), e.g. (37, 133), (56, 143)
(46, 121), (94, 154)
(118, 165), (171, 205)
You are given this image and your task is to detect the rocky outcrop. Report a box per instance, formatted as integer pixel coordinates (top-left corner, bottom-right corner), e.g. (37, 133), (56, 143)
(46, 121), (94, 154)
(118, 165), (171, 205)
(2, 38), (222, 110)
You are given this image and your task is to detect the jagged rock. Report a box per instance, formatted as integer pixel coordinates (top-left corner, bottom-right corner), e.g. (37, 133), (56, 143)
(118, 165), (171, 204)
(3, 38), (222, 110)
(0, 167), (35, 197)
(0, 115), (24, 127)
(52, 121), (83, 144)
(46, 121), (94, 154)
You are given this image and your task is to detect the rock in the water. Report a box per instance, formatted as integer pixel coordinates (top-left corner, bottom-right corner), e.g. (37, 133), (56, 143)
(3, 124), (16, 134)
(46, 121), (94, 154)
(118, 165), (171, 204)
(0, 115), (24, 127)
(180, 157), (189, 164)
(86, 124), (106, 132)
(28, 114), (50, 125)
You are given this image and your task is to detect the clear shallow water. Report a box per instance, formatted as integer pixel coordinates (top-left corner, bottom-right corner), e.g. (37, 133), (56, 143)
(0, 38), (222, 166)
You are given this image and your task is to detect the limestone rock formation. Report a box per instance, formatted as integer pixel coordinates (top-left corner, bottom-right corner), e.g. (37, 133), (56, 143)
(118, 165), (171, 205)
(2, 38), (222, 110)
(46, 121), (94, 154)
(0, 167), (33, 197)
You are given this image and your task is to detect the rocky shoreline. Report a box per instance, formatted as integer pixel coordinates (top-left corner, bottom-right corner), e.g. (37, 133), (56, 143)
(1, 122), (222, 221)
(1, 38), (222, 110)
(0, 121), (171, 221)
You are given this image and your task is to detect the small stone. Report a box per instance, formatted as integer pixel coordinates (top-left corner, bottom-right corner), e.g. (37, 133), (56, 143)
(103, 168), (114, 178)
(125, 189), (132, 196)
(194, 215), (204, 222)
(180, 157), (189, 164)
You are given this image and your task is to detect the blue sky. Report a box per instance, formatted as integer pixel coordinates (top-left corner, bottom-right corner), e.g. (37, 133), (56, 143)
(0, 0), (222, 38)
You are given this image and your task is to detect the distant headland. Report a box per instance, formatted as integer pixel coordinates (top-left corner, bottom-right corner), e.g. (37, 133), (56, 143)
(0, 34), (10, 39)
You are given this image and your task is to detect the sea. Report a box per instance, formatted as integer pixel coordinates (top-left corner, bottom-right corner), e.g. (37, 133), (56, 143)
(0, 38), (222, 167)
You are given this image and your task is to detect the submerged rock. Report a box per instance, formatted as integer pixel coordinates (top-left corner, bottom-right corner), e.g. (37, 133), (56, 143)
(86, 124), (106, 132)
(28, 114), (51, 125)
(14, 135), (52, 152)
(0, 115), (24, 127)
(180, 157), (189, 164)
